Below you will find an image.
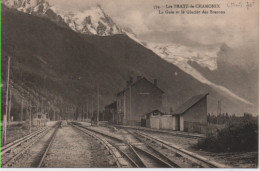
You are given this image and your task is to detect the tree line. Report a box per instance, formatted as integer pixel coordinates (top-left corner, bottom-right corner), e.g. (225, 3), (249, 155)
(207, 113), (257, 125)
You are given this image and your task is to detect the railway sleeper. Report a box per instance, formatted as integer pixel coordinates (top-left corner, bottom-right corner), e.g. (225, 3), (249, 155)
(131, 133), (180, 168)
(133, 145), (174, 168)
(118, 144), (128, 150)
(143, 139), (195, 168)
(136, 131), (229, 168)
(72, 124), (128, 168)
(2, 128), (53, 167)
(137, 132), (202, 167)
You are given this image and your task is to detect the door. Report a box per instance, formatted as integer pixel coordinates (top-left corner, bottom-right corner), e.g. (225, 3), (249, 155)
(176, 115), (180, 131)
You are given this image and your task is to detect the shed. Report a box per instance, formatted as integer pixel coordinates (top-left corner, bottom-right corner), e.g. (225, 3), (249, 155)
(144, 109), (164, 129)
(172, 93), (209, 132)
(32, 112), (48, 127)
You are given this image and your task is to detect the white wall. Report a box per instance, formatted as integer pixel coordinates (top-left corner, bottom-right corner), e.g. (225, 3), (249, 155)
(150, 116), (160, 129)
(160, 115), (175, 130)
(180, 116), (184, 131)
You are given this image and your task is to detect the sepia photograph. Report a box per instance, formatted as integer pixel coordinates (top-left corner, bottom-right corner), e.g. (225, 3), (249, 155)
(1, 0), (259, 168)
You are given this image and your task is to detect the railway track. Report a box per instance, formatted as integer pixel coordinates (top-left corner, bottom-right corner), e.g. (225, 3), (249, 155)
(1, 122), (60, 168)
(1, 127), (49, 155)
(37, 125), (59, 167)
(73, 123), (229, 168)
(119, 128), (177, 168)
(71, 123), (128, 168)
(114, 125), (205, 138)
(71, 122), (178, 168)
(123, 129), (181, 168)
(134, 130), (229, 168)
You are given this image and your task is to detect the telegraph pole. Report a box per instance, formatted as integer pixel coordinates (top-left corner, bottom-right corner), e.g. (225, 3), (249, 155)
(21, 98), (23, 121)
(3, 56), (11, 144)
(123, 92), (126, 125)
(87, 103), (89, 120)
(26, 100), (28, 121)
(8, 89), (12, 125)
(29, 99), (32, 134)
(97, 85), (99, 125)
(217, 100), (222, 124)
(90, 100), (93, 125)
(129, 85), (132, 117)
(217, 100), (222, 115)
(82, 105), (84, 121)
(41, 97), (43, 113)
(91, 100), (93, 118)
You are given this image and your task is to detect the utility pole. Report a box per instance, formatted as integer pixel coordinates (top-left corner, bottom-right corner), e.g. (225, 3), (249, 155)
(29, 99), (32, 134)
(21, 98), (23, 121)
(3, 56), (11, 144)
(97, 85), (99, 125)
(26, 100), (28, 121)
(217, 100), (222, 115)
(129, 84), (132, 117)
(91, 100), (94, 122)
(123, 92), (126, 125)
(87, 103), (89, 120)
(217, 100), (221, 124)
(165, 95), (168, 114)
(8, 89), (12, 125)
(82, 105), (84, 121)
(41, 97), (43, 113)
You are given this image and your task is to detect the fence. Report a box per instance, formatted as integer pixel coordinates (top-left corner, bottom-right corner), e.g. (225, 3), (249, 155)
(184, 121), (225, 135)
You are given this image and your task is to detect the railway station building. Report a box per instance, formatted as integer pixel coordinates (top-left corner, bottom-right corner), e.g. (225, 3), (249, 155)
(145, 93), (209, 134)
(171, 93), (209, 133)
(115, 76), (164, 126)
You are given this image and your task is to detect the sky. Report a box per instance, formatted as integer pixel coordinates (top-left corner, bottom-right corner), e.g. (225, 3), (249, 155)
(48, 0), (259, 69)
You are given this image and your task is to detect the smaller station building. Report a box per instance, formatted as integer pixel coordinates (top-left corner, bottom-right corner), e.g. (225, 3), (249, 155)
(32, 112), (48, 127)
(145, 93), (209, 134)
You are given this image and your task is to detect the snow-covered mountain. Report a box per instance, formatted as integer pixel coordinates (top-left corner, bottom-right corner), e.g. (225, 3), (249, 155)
(2, 0), (218, 68)
(2, 0), (50, 14)
(2, 0), (254, 106)
(52, 5), (125, 36)
(147, 43), (218, 70)
(145, 42), (253, 106)
(2, 0), (135, 36)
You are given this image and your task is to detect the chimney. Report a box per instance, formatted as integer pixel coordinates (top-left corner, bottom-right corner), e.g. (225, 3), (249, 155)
(129, 76), (133, 84)
(154, 79), (157, 86)
(137, 76), (142, 80)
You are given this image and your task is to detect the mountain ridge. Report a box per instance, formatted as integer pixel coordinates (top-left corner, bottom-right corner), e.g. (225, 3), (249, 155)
(2, 0), (255, 107)
(1, 2), (257, 119)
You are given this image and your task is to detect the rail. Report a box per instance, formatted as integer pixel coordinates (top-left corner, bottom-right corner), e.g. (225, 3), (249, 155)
(72, 124), (128, 168)
(1, 127), (49, 155)
(72, 123), (177, 168)
(135, 131), (229, 168)
(37, 126), (59, 167)
(2, 122), (61, 167)
(115, 125), (205, 138)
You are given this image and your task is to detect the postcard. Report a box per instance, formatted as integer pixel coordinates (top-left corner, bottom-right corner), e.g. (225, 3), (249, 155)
(1, 0), (259, 168)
